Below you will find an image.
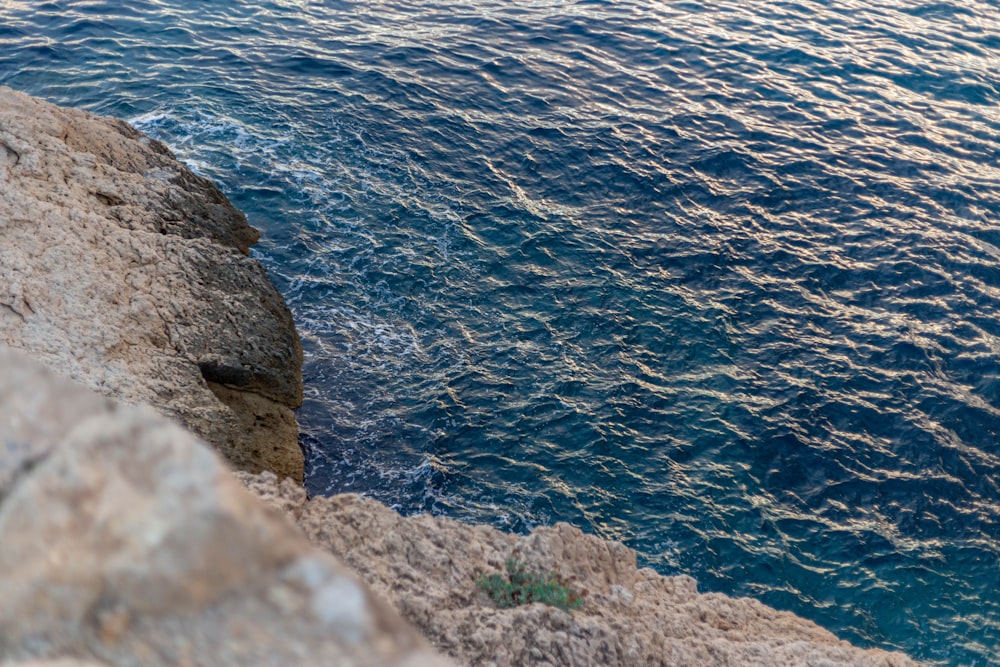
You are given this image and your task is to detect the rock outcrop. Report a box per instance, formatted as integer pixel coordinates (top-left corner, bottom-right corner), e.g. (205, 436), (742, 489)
(0, 85), (303, 480)
(241, 472), (922, 667)
(0, 347), (450, 667)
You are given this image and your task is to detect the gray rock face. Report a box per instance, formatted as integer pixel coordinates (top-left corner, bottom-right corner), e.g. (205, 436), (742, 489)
(0, 347), (451, 667)
(0, 86), (303, 479)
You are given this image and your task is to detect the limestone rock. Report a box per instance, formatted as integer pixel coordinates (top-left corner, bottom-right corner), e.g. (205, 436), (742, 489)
(0, 86), (303, 479)
(241, 472), (923, 667)
(0, 347), (451, 667)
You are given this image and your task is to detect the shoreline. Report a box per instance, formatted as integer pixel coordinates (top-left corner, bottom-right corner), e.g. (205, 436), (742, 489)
(0, 85), (922, 666)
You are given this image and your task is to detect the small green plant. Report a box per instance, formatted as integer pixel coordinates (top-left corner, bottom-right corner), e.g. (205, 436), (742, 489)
(476, 557), (585, 612)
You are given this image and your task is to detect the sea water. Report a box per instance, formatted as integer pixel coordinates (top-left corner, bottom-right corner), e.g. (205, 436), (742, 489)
(1, 1), (998, 663)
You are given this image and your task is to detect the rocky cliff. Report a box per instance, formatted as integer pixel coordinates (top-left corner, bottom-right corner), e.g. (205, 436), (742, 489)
(0, 85), (303, 480)
(0, 87), (922, 666)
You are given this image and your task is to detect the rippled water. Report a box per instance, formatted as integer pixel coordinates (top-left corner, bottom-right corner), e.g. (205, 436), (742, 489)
(2, 0), (999, 663)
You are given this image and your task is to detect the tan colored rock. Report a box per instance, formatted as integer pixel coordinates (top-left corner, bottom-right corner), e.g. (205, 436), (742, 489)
(0, 85), (303, 479)
(0, 347), (451, 667)
(241, 472), (923, 667)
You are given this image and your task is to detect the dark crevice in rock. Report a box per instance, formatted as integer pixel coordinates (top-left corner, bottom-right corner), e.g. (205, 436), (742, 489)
(198, 359), (253, 388)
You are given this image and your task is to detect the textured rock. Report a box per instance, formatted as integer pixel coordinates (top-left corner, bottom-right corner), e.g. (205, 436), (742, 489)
(0, 347), (451, 667)
(0, 85), (303, 479)
(241, 472), (923, 667)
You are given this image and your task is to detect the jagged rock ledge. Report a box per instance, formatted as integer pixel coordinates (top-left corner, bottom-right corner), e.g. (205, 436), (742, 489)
(239, 472), (920, 667)
(0, 87), (922, 666)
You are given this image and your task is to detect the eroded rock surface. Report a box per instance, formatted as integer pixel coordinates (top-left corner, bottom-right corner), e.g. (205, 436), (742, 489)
(241, 472), (922, 667)
(0, 86), (303, 479)
(0, 347), (451, 667)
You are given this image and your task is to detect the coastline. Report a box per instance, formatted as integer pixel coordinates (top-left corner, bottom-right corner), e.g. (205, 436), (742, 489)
(0, 86), (922, 666)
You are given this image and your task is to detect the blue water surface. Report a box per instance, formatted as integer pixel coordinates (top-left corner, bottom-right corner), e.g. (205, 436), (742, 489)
(2, 1), (998, 663)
